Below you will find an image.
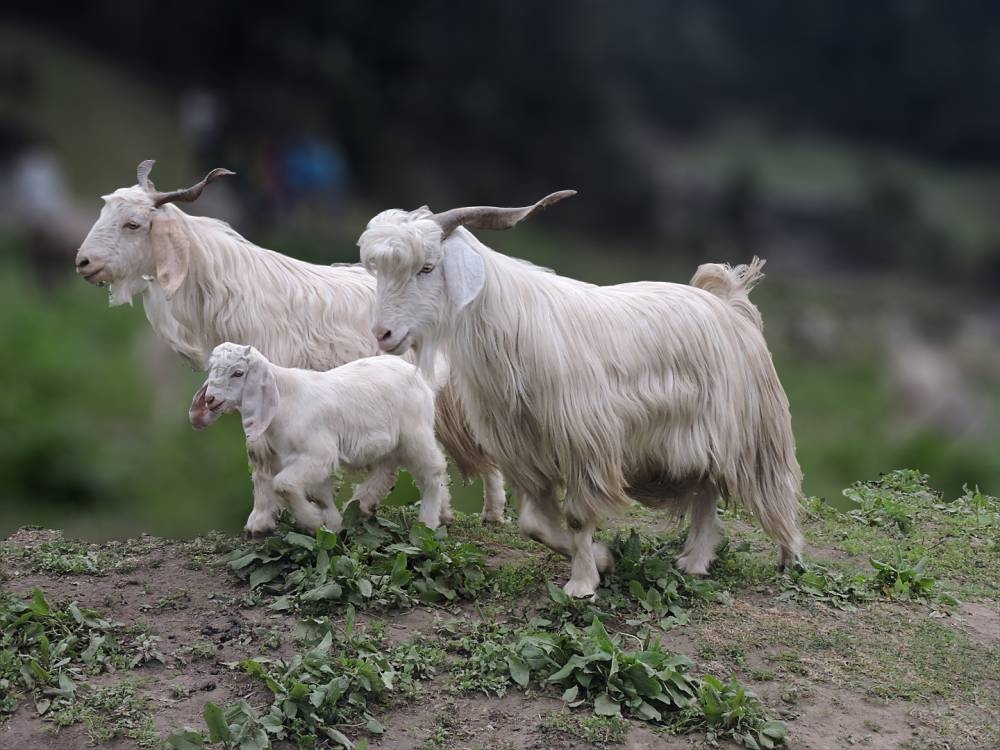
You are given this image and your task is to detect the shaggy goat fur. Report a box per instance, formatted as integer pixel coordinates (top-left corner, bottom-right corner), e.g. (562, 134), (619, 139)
(75, 183), (506, 533)
(190, 343), (452, 532)
(360, 208), (803, 597)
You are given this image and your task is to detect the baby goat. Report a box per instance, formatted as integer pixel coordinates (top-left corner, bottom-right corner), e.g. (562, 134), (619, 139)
(189, 343), (452, 533)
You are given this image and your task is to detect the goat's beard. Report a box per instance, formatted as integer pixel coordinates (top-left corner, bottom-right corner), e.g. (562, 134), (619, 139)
(108, 274), (150, 307)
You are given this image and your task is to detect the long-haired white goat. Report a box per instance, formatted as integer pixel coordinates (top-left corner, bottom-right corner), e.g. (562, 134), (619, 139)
(359, 193), (803, 598)
(189, 343), (452, 531)
(74, 161), (505, 534)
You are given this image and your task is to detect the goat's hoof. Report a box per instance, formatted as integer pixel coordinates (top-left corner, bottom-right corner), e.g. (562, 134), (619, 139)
(675, 554), (711, 576)
(439, 510), (455, 526)
(243, 527), (274, 540)
(480, 511), (506, 525)
(562, 579), (598, 601)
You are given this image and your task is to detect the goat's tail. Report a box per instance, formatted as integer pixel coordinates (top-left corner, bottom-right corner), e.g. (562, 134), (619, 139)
(690, 256), (766, 331)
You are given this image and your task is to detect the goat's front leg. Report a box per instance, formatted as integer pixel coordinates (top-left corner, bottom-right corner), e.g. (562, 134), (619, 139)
(517, 487), (613, 594)
(675, 481), (723, 576)
(272, 459), (327, 532)
(308, 482), (342, 532)
(244, 444), (280, 538)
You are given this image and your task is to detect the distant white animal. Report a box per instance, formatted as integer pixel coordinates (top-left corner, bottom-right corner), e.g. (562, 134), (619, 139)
(74, 161), (505, 535)
(360, 192), (803, 598)
(189, 343), (452, 533)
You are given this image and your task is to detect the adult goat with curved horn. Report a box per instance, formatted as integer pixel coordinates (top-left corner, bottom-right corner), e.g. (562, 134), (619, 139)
(431, 190), (577, 238)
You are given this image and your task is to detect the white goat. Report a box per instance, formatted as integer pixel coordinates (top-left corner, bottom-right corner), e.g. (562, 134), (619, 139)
(189, 343), (452, 531)
(359, 193), (803, 598)
(74, 161), (506, 534)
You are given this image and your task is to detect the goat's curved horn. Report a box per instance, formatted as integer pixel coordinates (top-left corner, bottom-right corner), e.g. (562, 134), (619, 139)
(136, 159), (156, 190)
(430, 190), (577, 238)
(152, 167), (236, 208)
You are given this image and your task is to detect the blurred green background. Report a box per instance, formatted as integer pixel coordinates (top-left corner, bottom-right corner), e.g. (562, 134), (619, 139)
(1, 3), (998, 539)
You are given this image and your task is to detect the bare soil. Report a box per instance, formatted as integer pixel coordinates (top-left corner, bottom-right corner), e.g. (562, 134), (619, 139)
(1, 515), (997, 750)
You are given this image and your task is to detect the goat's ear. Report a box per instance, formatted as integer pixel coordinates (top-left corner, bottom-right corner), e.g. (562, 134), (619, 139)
(241, 355), (279, 442)
(442, 237), (485, 310)
(150, 212), (190, 299)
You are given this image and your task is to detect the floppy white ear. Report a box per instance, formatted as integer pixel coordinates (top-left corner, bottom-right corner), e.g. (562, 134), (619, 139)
(442, 237), (485, 310)
(240, 354), (279, 441)
(150, 212), (190, 299)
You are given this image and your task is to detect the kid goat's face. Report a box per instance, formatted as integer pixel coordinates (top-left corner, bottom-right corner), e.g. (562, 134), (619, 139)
(189, 344), (251, 430)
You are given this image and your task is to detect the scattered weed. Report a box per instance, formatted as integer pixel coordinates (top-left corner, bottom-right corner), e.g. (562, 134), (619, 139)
(543, 710), (629, 746)
(0, 588), (143, 718)
(49, 679), (158, 746)
(168, 607), (414, 749)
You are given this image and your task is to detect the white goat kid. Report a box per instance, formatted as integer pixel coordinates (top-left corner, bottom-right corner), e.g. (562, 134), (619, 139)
(189, 343), (452, 532)
(74, 161), (506, 534)
(359, 194), (804, 598)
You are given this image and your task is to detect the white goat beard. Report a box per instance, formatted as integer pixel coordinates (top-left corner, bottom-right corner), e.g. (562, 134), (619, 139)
(109, 276), (148, 307)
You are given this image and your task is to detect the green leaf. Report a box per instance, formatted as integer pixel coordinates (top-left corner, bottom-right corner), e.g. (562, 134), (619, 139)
(761, 720), (788, 739)
(507, 655), (530, 687)
(203, 702), (232, 744)
(249, 562), (284, 589)
(166, 730), (208, 750)
(561, 685), (579, 703)
(301, 581), (344, 601)
(322, 726), (355, 748)
(546, 581), (570, 606)
(593, 693), (621, 716)
(30, 588), (50, 616)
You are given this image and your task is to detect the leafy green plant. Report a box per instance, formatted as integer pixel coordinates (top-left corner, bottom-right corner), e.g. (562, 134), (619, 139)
(778, 562), (873, 609)
(670, 675), (789, 749)
(0, 588), (158, 719)
(869, 554), (937, 601)
(435, 613), (785, 748)
(226, 507), (486, 612)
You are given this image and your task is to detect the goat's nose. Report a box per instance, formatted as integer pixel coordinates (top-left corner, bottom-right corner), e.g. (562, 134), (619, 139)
(76, 255), (90, 269)
(205, 394), (216, 406)
(372, 325), (392, 343)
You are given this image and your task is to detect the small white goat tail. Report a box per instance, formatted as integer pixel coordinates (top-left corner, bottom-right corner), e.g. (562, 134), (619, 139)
(690, 256), (766, 331)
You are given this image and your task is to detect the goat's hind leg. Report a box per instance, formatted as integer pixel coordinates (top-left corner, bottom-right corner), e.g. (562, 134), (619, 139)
(402, 433), (452, 529)
(348, 462), (398, 518)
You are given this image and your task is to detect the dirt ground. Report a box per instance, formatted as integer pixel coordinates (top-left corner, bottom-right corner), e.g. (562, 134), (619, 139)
(1, 499), (997, 750)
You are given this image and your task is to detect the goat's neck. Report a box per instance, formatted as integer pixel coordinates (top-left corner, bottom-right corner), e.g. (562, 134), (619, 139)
(141, 212), (254, 369)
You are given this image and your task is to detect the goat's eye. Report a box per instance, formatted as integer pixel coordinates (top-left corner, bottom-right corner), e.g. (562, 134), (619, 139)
(123, 220), (141, 230)
(419, 264), (435, 275)
(232, 370), (244, 378)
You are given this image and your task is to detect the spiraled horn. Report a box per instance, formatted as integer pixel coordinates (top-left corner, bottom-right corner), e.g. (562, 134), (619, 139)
(136, 159), (156, 190)
(430, 190), (577, 238)
(151, 167), (236, 208)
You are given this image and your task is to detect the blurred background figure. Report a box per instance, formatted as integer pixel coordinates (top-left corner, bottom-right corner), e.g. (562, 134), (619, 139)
(0, 3), (997, 538)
